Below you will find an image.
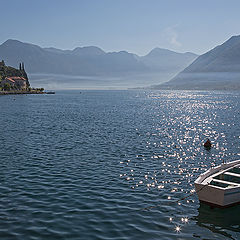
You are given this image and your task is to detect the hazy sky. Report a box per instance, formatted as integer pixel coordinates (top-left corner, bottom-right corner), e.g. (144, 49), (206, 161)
(0, 0), (240, 55)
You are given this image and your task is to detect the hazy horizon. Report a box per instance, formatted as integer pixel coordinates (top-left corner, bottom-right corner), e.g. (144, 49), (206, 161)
(1, 2), (240, 239)
(0, 38), (198, 57)
(1, 0), (240, 90)
(1, 0), (240, 55)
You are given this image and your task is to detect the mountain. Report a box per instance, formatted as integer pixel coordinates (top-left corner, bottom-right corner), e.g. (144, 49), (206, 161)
(44, 47), (70, 55)
(72, 46), (105, 56)
(140, 48), (197, 72)
(0, 39), (197, 88)
(155, 35), (240, 90)
(0, 39), (148, 76)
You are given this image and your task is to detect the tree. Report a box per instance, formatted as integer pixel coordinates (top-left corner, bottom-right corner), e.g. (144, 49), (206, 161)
(3, 83), (11, 91)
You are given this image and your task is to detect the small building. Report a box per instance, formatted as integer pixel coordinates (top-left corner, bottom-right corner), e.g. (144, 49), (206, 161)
(1, 76), (27, 90)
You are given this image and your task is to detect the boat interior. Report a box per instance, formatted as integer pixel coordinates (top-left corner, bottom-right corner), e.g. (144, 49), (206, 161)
(205, 165), (240, 189)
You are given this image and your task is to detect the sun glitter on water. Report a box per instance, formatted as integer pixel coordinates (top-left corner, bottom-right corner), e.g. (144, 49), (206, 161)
(175, 225), (181, 233)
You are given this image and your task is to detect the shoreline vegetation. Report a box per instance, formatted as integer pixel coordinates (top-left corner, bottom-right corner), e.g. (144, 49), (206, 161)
(0, 89), (55, 95)
(0, 59), (55, 95)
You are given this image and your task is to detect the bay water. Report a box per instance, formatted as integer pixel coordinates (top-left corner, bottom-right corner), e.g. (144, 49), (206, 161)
(0, 90), (239, 240)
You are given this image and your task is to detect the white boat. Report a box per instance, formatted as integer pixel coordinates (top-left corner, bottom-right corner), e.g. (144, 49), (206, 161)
(194, 159), (240, 208)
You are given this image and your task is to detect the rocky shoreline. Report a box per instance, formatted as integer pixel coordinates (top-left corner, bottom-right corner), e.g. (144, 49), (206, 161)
(0, 90), (55, 95)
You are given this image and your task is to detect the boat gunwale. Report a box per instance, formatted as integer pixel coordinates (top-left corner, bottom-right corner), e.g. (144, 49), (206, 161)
(194, 160), (240, 207)
(194, 159), (240, 185)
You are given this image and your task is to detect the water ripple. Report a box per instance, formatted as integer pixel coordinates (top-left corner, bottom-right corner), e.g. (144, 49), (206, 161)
(0, 90), (239, 239)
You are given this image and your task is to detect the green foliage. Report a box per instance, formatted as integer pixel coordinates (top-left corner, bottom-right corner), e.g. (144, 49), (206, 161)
(3, 83), (11, 91)
(0, 63), (27, 80)
(0, 60), (33, 90)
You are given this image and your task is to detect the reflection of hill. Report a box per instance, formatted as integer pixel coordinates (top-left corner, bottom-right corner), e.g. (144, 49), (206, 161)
(194, 203), (240, 239)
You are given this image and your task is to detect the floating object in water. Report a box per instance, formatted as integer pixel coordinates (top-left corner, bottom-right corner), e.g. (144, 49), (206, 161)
(204, 139), (212, 149)
(194, 159), (240, 208)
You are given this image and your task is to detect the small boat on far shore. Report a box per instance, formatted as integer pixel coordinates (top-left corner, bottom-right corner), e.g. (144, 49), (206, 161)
(194, 159), (240, 208)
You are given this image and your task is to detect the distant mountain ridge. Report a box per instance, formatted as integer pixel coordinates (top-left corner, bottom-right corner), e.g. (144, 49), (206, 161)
(141, 47), (197, 72)
(155, 35), (240, 90)
(0, 39), (197, 78)
(181, 35), (240, 73)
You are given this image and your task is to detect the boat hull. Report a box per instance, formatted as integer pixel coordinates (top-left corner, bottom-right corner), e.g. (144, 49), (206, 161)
(195, 183), (240, 207)
(194, 160), (240, 208)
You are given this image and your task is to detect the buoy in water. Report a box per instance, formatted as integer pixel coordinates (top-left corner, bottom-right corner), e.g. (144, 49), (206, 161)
(204, 139), (212, 149)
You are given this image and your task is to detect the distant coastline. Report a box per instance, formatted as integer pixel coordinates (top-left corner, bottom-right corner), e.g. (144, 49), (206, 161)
(0, 90), (55, 95)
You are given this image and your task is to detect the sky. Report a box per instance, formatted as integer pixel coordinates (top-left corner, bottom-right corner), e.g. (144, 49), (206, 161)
(0, 0), (240, 56)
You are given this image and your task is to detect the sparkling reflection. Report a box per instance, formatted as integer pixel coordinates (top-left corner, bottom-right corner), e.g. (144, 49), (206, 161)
(119, 90), (240, 239)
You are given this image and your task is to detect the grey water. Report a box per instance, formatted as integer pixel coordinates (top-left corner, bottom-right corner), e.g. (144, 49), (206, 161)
(0, 90), (240, 240)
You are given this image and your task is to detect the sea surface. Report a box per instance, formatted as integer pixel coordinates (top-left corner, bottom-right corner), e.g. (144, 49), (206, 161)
(0, 90), (240, 240)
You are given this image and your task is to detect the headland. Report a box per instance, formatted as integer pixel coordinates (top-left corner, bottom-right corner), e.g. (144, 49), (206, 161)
(0, 60), (53, 95)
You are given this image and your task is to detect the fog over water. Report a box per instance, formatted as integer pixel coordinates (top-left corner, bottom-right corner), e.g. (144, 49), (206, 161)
(29, 73), (174, 90)
(155, 72), (240, 90)
(30, 71), (240, 91)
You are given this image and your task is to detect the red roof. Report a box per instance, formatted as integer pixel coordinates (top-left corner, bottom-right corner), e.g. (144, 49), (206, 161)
(5, 76), (26, 81)
(5, 78), (15, 83)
